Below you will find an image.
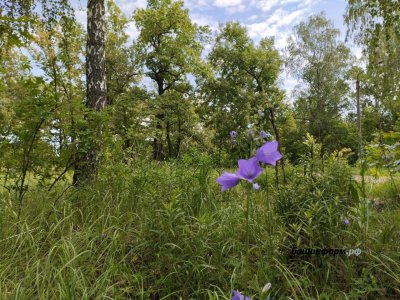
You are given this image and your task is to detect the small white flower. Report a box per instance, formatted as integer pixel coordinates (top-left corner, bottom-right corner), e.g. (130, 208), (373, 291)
(262, 282), (272, 293)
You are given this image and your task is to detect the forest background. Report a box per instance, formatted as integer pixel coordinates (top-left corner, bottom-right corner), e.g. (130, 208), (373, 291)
(0, 0), (399, 298)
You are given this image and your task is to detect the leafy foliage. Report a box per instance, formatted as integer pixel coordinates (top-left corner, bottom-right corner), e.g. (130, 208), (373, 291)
(287, 13), (353, 154)
(0, 0), (399, 298)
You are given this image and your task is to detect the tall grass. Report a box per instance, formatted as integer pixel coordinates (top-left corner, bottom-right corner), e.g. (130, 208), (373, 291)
(0, 157), (399, 299)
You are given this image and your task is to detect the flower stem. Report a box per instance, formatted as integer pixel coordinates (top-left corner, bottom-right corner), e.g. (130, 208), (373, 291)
(246, 195), (250, 254)
(265, 169), (269, 208)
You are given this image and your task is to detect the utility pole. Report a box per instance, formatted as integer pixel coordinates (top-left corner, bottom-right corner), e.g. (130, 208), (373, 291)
(356, 73), (362, 159)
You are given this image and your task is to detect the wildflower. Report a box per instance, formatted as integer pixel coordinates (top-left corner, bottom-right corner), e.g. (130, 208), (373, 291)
(262, 283), (272, 293)
(237, 157), (263, 182)
(343, 219), (350, 225)
(230, 130), (237, 138)
(253, 183), (260, 190)
(256, 140), (282, 166)
(232, 290), (251, 300)
(216, 157), (263, 192)
(216, 172), (240, 192)
(260, 131), (269, 139)
(247, 123), (254, 129)
(258, 110), (265, 117)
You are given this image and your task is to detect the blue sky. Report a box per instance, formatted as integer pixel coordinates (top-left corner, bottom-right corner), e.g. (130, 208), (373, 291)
(72, 0), (359, 99)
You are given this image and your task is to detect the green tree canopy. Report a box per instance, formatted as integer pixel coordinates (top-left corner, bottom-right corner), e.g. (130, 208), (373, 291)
(287, 13), (353, 154)
(133, 0), (209, 160)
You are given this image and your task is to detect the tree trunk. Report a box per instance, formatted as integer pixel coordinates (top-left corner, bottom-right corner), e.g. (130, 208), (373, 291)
(73, 0), (106, 185)
(153, 133), (163, 161)
(166, 120), (172, 158)
(153, 78), (165, 161)
(176, 118), (182, 159)
(153, 116), (164, 161)
(255, 82), (286, 185)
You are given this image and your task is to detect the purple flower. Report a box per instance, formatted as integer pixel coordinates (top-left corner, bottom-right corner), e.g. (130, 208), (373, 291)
(230, 131), (237, 138)
(232, 290), (251, 300)
(216, 172), (240, 192)
(343, 219), (350, 225)
(253, 183), (260, 190)
(256, 141), (282, 166)
(237, 157), (263, 182)
(216, 158), (263, 192)
(260, 131), (269, 139)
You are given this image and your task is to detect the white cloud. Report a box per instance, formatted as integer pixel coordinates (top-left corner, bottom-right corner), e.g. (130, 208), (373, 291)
(117, 0), (147, 13)
(353, 46), (363, 59)
(274, 32), (291, 49)
(126, 22), (139, 41)
(277, 8), (308, 26)
(251, 0), (279, 12)
(75, 9), (86, 26)
(247, 14), (259, 21)
(280, 0), (303, 4)
(226, 4), (246, 14)
(280, 75), (299, 103)
(247, 9), (286, 39)
(183, 0), (212, 10)
(282, 76), (298, 88)
(213, 0), (242, 8)
(297, 0), (316, 8)
(247, 20), (276, 39)
(191, 13), (218, 31)
(195, 0), (212, 9)
(204, 43), (212, 52)
(246, 5), (311, 45)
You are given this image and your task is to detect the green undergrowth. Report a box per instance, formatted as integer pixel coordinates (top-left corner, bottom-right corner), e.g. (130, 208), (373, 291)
(0, 158), (399, 299)
(368, 179), (400, 209)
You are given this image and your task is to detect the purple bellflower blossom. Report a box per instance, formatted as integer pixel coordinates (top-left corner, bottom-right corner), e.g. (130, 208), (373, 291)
(237, 157), (263, 182)
(216, 172), (240, 192)
(232, 290), (251, 300)
(230, 130), (237, 138)
(343, 219), (350, 225)
(217, 141), (283, 191)
(216, 158), (263, 192)
(256, 140), (282, 166)
(260, 131), (269, 139)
